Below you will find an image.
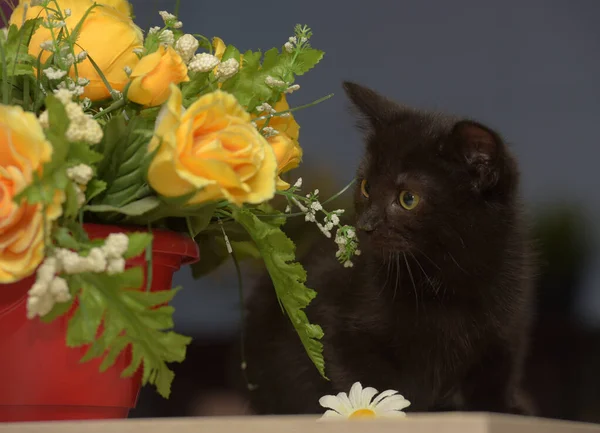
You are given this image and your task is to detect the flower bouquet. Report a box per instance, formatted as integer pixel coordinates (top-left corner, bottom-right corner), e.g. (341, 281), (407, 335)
(0, 0), (359, 420)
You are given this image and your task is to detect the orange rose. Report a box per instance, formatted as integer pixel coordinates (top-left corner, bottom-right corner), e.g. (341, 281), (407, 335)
(0, 105), (64, 283)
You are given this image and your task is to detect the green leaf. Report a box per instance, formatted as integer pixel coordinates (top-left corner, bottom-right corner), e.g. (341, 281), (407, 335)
(63, 182), (81, 219)
(231, 208), (326, 378)
(67, 268), (191, 398)
(93, 115), (153, 208)
(185, 202), (218, 237)
(84, 196), (161, 216)
(53, 227), (81, 250)
(45, 94), (70, 136)
(41, 96), (71, 175)
(123, 232), (153, 259)
(291, 48), (324, 76)
(67, 278), (105, 346)
(95, 116), (127, 179)
(221, 44), (240, 62)
(68, 142), (103, 165)
(85, 179), (107, 202)
(181, 71), (210, 101)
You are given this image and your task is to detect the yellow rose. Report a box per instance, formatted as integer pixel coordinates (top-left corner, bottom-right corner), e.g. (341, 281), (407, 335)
(253, 95), (302, 189)
(147, 85), (277, 205)
(0, 105), (64, 283)
(11, 0), (143, 101)
(128, 45), (190, 107)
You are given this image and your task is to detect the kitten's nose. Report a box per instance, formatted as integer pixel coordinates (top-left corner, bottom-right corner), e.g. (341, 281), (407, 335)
(357, 221), (376, 233)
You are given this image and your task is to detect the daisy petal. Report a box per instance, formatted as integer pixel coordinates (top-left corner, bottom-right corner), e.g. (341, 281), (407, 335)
(370, 389), (399, 407)
(361, 386), (379, 407)
(374, 395), (411, 412)
(319, 395), (345, 414)
(336, 392), (354, 414)
(349, 382), (363, 408)
(320, 410), (344, 420)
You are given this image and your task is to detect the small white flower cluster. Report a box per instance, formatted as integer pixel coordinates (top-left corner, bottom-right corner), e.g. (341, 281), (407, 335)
(66, 163), (93, 206)
(255, 103), (275, 114)
(283, 36), (298, 54)
(159, 10), (182, 29)
(27, 233), (130, 319)
(42, 66), (67, 80)
(58, 233), (129, 276)
(285, 84), (300, 94)
(286, 178), (360, 267)
(159, 29), (175, 46)
(188, 52), (219, 73)
(261, 126), (278, 138)
(265, 76), (300, 95)
(27, 257), (71, 319)
(175, 34), (199, 64)
(38, 88), (103, 144)
(265, 75), (286, 89)
(215, 58), (240, 82)
(334, 226), (360, 268)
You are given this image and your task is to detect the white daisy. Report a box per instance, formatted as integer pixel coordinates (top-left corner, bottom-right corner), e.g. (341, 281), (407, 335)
(319, 382), (410, 420)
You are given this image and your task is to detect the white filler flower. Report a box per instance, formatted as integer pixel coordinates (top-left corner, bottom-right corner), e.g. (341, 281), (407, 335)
(319, 382), (410, 420)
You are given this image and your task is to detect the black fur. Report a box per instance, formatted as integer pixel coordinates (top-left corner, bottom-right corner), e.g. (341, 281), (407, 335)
(242, 82), (536, 415)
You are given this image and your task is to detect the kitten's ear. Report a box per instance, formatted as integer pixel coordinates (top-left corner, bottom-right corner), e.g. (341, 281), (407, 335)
(343, 81), (405, 129)
(449, 120), (503, 191)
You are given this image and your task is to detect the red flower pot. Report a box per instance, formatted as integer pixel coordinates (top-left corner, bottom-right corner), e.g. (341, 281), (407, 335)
(0, 224), (199, 422)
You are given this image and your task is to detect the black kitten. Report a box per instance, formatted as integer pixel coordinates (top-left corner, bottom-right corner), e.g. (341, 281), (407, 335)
(243, 82), (535, 415)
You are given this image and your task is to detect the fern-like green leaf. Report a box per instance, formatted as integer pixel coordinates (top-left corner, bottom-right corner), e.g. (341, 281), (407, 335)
(66, 268), (191, 398)
(232, 207), (326, 378)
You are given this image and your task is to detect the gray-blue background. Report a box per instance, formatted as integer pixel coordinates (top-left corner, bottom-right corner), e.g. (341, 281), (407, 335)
(132, 0), (600, 334)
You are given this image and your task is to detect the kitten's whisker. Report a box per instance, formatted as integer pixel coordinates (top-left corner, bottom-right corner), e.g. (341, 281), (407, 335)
(403, 252), (418, 315)
(413, 246), (441, 271)
(447, 251), (470, 275)
(393, 253), (400, 302)
(409, 251), (439, 296)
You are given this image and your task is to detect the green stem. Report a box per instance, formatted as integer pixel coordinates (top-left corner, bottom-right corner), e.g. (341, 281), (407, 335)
(254, 93), (333, 122)
(322, 178), (356, 206)
(92, 98), (126, 119)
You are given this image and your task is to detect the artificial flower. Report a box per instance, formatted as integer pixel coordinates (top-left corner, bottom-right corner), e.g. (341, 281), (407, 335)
(147, 85), (277, 205)
(128, 45), (189, 107)
(0, 105), (64, 283)
(253, 95), (302, 189)
(212, 37), (243, 82)
(319, 382), (411, 420)
(11, 0), (143, 101)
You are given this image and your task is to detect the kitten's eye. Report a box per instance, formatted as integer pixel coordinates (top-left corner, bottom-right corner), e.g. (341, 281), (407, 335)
(399, 190), (420, 210)
(360, 179), (370, 198)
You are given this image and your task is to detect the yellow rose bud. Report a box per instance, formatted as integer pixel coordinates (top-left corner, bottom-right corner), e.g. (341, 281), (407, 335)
(213, 37), (227, 60)
(11, 0), (143, 101)
(0, 105), (64, 283)
(128, 45), (190, 107)
(147, 85), (277, 206)
(253, 95), (302, 189)
(269, 135), (303, 190)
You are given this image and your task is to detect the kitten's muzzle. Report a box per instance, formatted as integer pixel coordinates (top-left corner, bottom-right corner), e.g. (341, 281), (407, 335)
(356, 208), (381, 233)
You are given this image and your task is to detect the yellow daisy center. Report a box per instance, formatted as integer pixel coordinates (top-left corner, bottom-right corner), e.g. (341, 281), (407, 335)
(349, 409), (376, 419)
